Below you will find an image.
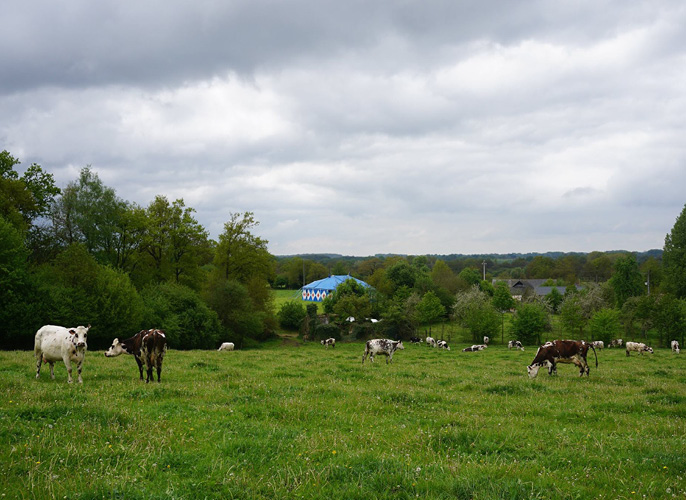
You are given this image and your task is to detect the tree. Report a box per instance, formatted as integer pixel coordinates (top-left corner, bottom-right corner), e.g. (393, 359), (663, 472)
(609, 254), (644, 308)
(458, 267), (481, 287)
(663, 203), (686, 298)
(430, 260), (459, 294)
(510, 303), (550, 345)
(560, 285), (607, 338)
(588, 308), (621, 345)
(213, 212), (272, 284)
(653, 294), (685, 347)
(492, 282), (515, 343)
(278, 300), (307, 331)
(416, 291), (446, 334)
(453, 285), (500, 343)
(546, 287), (564, 314)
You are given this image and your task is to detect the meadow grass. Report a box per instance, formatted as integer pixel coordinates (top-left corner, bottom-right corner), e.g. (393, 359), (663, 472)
(1, 341), (684, 499)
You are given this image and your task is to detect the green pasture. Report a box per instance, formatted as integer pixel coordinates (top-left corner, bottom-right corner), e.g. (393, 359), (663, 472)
(1, 342), (684, 499)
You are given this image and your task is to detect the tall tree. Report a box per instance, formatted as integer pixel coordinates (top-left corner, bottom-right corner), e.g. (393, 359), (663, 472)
(663, 203), (686, 298)
(492, 282), (515, 343)
(213, 212), (272, 284)
(416, 290), (446, 334)
(609, 254), (644, 308)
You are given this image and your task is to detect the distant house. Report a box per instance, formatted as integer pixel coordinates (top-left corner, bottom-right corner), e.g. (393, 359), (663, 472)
(494, 279), (582, 301)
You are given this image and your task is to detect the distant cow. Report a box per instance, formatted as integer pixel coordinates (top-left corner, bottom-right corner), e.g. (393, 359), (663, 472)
(35, 324), (90, 384)
(527, 340), (597, 378)
(592, 341), (604, 350)
(362, 339), (404, 364)
(462, 344), (487, 352)
(625, 342), (653, 357)
(218, 342), (235, 351)
(321, 338), (336, 348)
(609, 339), (623, 348)
(437, 340), (450, 350)
(409, 337), (422, 344)
(672, 340), (680, 354)
(426, 337), (437, 347)
(106, 329), (167, 382)
(483, 336), (490, 345)
(508, 340), (524, 351)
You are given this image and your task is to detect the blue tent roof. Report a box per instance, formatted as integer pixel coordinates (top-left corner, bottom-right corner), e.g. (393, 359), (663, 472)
(302, 275), (370, 302)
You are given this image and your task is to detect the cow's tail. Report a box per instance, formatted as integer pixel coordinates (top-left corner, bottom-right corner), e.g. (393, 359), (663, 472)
(590, 343), (598, 368)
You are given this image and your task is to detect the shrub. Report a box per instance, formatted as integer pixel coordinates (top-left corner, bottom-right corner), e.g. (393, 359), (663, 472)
(313, 323), (341, 341)
(278, 300), (307, 330)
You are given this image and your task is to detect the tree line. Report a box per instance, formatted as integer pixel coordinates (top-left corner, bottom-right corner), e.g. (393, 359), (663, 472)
(1, 151), (274, 350)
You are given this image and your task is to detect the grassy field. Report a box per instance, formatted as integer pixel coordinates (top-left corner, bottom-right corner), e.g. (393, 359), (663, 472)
(1, 341), (684, 499)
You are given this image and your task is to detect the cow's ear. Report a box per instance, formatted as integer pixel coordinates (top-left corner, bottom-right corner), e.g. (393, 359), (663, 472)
(87, 324), (91, 330)
(69, 329), (76, 335)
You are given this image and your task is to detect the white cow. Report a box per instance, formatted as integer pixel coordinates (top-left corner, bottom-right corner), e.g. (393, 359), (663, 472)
(625, 341), (653, 356)
(218, 342), (235, 351)
(592, 341), (604, 350)
(35, 325), (90, 383)
(362, 339), (404, 364)
(437, 340), (450, 350)
(426, 336), (437, 347)
(508, 340), (524, 351)
(671, 340), (680, 354)
(321, 338), (336, 348)
(483, 336), (490, 345)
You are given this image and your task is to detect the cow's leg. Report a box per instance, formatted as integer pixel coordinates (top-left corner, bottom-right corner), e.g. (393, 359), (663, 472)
(361, 351), (367, 364)
(63, 356), (73, 384)
(156, 356), (163, 382)
(135, 356), (144, 381)
(49, 362), (55, 379)
(626, 350), (630, 357)
(35, 353), (43, 379)
(145, 358), (153, 383)
(76, 359), (83, 384)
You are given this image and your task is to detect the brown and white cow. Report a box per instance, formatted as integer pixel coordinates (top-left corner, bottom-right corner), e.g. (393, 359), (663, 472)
(609, 339), (623, 348)
(527, 340), (597, 378)
(362, 339), (404, 364)
(671, 340), (680, 354)
(35, 324), (90, 383)
(508, 340), (524, 351)
(106, 329), (167, 382)
(625, 342), (653, 357)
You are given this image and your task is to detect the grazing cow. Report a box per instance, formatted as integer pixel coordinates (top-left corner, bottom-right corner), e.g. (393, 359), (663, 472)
(508, 340), (524, 351)
(35, 325), (90, 384)
(609, 339), (623, 348)
(321, 338), (336, 348)
(106, 329), (167, 382)
(426, 336), (437, 347)
(672, 340), (680, 354)
(105, 330), (146, 380)
(625, 342), (653, 357)
(527, 340), (597, 378)
(462, 344), (487, 352)
(362, 339), (404, 364)
(218, 342), (235, 351)
(483, 336), (490, 345)
(437, 340), (450, 350)
(409, 336), (422, 344)
(592, 341), (604, 350)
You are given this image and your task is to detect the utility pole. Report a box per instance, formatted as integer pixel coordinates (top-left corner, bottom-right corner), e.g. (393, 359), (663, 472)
(645, 269), (650, 296)
(482, 260), (487, 281)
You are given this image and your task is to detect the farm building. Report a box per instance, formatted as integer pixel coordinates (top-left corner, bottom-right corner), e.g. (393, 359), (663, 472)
(494, 279), (582, 301)
(301, 275), (371, 302)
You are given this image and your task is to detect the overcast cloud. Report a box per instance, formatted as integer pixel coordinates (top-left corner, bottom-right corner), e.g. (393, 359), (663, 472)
(2, 0), (685, 255)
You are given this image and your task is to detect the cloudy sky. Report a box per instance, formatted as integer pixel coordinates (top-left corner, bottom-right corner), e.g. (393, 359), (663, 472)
(3, 1), (685, 256)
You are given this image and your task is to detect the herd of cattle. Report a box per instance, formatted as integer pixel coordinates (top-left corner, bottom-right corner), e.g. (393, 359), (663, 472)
(32, 323), (681, 383)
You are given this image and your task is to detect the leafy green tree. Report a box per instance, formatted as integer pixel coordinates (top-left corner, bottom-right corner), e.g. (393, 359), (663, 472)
(458, 267), (481, 287)
(663, 203), (686, 298)
(510, 303), (550, 345)
(546, 287), (564, 314)
(525, 256), (555, 278)
(1, 150), (60, 232)
(609, 254), (644, 308)
(588, 308), (621, 345)
(213, 212), (272, 284)
(453, 285), (500, 343)
(492, 282), (515, 343)
(278, 300), (307, 331)
(430, 259), (459, 294)
(386, 260), (417, 291)
(653, 294), (685, 347)
(416, 291), (446, 334)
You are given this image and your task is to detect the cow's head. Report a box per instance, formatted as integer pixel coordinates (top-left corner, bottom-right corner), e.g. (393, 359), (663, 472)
(396, 341), (404, 350)
(644, 346), (654, 354)
(105, 338), (124, 357)
(527, 364), (541, 378)
(69, 325), (89, 349)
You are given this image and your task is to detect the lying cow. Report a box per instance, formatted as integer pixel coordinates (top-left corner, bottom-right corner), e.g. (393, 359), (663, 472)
(409, 336), (422, 344)
(527, 340), (597, 378)
(462, 344), (487, 352)
(672, 340), (680, 354)
(106, 329), (167, 382)
(609, 339), (623, 348)
(35, 324), (90, 384)
(592, 341), (604, 350)
(625, 341), (653, 357)
(508, 340), (524, 351)
(321, 338), (336, 348)
(426, 336), (437, 347)
(437, 340), (450, 350)
(218, 342), (235, 351)
(362, 339), (404, 364)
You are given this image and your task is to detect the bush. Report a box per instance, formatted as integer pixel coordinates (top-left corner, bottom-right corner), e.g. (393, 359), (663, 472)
(141, 282), (222, 349)
(510, 303), (550, 345)
(588, 308), (621, 345)
(278, 300), (307, 330)
(313, 323), (341, 341)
